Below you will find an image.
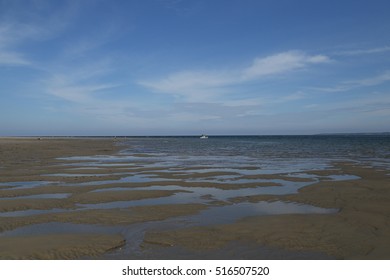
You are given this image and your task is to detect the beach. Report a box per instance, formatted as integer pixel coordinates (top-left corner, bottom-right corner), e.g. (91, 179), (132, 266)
(0, 137), (389, 259)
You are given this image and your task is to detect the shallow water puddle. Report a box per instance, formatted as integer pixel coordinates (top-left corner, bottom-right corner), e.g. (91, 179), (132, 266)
(43, 172), (132, 177)
(76, 192), (204, 210)
(91, 180), (309, 198)
(0, 181), (56, 190)
(82, 183), (326, 212)
(0, 193), (71, 200)
(0, 208), (67, 217)
(0, 200), (338, 257)
(61, 162), (138, 167)
(70, 174), (179, 186)
(77, 179), (310, 210)
(0, 222), (121, 237)
(181, 201), (338, 227)
(322, 174), (361, 181)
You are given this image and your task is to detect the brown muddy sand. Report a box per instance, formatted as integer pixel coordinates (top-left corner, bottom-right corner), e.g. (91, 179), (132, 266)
(0, 138), (389, 259)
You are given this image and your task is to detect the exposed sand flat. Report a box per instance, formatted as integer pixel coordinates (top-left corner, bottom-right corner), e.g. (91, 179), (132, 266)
(1, 138), (389, 259)
(143, 163), (390, 259)
(0, 138), (119, 163)
(0, 185), (99, 198)
(0, 138), (121, 182)
(0, 198), (75, 213)
(0, 233), (125, 259)
(0, 190), (185, 212)
(0, 203), (208, 232)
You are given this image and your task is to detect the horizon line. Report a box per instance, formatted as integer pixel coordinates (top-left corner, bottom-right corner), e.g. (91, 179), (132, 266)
(1, 132), (389, 138)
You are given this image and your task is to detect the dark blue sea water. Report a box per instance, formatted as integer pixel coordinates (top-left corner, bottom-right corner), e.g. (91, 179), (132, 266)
(118, 135), (390, 171)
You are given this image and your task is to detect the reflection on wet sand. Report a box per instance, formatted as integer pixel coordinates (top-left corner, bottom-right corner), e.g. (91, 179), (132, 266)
(0, 137), (389, 259)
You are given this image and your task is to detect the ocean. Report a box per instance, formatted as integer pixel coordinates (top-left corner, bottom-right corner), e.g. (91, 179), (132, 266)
(118, 135), (390, 170)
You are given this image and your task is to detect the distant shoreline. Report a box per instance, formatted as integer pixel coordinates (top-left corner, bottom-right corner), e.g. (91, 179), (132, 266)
(1, 133), (389, 139)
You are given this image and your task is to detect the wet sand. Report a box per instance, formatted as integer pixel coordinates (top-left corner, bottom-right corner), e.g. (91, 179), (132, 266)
(0, 138), (212, 259)
(1, 138), (389, 259)
(0, 233), (125, 259)
(144, 163), (390, 259)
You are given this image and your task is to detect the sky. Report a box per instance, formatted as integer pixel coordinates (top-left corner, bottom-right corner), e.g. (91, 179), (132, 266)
(1, 0), (390, 136)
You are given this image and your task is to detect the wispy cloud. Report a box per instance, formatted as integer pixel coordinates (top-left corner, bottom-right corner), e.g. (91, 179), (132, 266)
(0, 24), (30, 65)
(0, 1), (79, 66)
(139, 51), (329, 101)
(335, 46), (390, 56)
(44, 61), (120, 103)
(309, 92), (390, 119)
(47, 78), (120, 103)
(0, 2), (132, 120)
(0, 49), (29, 65)
(241, 51), (329, 80)
(311, 71), (390, 93)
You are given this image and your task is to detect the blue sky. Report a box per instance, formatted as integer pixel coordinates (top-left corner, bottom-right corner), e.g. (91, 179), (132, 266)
(1, 0), (389, 136)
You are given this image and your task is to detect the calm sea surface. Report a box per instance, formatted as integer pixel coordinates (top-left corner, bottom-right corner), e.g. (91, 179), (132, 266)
(119, 135), (390, 170)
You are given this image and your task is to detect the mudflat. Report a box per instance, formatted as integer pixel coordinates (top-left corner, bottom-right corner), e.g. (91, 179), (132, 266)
(0, 138), (215, 259)
(1, 137), (389, 259)
(144, 163), (390, 259)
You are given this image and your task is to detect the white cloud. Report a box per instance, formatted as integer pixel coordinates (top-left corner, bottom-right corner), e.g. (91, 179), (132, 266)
(0, 49), (29, 65)
(140, 70), (232, 94)
(167, 112), (221, 122)
(318, 92), (390, 118)
(222, 97), (265, 107)
(139, 51), (329, 101)
(311, 71), (390, 93)
(357, 71), (390, 86)
(335, 46), (390, 56)
(44, 59), (120, 103)
(241, 51), (329, 80)
(47, 80), (120, 103)
(0, 1), (78, 66)
(0, 24), (30, 65)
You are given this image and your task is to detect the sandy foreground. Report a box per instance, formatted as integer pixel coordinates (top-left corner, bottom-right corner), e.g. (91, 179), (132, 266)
(0, 138), (389, 259)
(144, 163), (390, 259)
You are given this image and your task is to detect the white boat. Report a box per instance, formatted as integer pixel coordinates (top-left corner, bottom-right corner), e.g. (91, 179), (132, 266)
(200, 134), (208, 139)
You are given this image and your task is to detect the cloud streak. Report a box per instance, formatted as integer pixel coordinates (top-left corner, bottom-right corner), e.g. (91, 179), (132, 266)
(310, 71), (390, 93)
(44, 60), (120, 103)
(0, 1), (79, 66)
(139, 51), (329, 101)
(0, 49), (29, 65)
(335, 46), (390, 56)
(0, 24), (29, 65)
(241, 51), (329, 80)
